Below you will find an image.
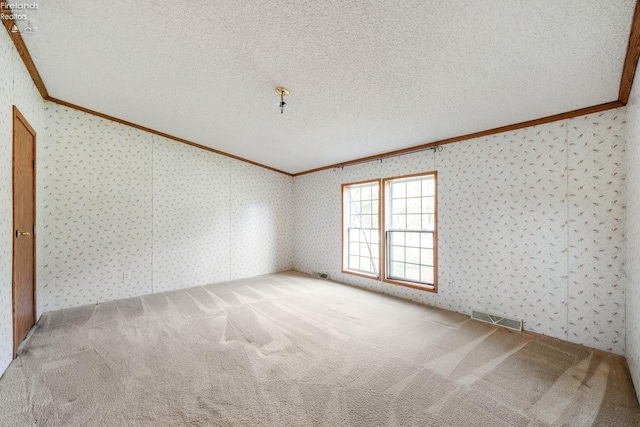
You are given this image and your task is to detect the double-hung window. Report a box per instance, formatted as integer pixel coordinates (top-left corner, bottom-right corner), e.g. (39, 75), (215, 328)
(342, 172), (437, 291)
(383, 173), (437, 290)
(342, 180), (380, 278)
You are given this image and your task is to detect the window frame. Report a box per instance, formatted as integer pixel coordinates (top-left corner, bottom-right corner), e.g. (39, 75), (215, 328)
(341, 179), (382, 280)
(382, 171), (438, 292)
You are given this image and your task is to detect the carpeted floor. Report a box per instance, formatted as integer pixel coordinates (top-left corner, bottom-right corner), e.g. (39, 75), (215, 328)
(0, 271), (639, 426)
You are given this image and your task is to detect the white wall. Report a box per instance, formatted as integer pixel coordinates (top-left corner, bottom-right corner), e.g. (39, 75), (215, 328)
(38, 105), (154, 309)
(229, 162), (294, 280)
(38, 102), (294, 313)
(151, 135), (228, 292)
(0, 29), (45, 375)
(626, 68), (640, 401)
(293, 109), (627, 355)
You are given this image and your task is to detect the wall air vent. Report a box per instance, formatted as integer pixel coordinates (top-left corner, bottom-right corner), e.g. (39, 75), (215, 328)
(312, 272), (330, 280)
(471, 309), (523, 331)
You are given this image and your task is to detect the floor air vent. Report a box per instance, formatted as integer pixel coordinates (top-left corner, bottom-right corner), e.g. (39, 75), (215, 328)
(312, 272), (330, 280)
(471, 310), (522, 331)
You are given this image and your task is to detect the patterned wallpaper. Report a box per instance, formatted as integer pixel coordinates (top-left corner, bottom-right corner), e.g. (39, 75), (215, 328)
(152, 136), (230, 292)
(152, 142), (295, 291)
(294, 108), (628, 355)
(229, 162), (294, 279)
(567, 113), (627, 351)
(39, 106), (154, 310)
(437, 122), (570, 340)
(626, 69), (640, 401)
(0, 29), (45, 376)
(38, 103), (294, 312)
(0, 26), (14, 379)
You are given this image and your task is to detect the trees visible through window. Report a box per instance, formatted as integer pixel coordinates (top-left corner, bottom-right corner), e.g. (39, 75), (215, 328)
(342, 172), (437, 291)
(342, 180), (380, 277)
(384, 173), (437, 288)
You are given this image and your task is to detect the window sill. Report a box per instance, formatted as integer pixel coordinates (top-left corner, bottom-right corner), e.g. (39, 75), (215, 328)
(342, 269), (380, 281)
(383, 278), (437, 293)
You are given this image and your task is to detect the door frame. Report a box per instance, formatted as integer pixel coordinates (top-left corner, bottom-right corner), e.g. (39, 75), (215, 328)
(12, 105), (37, 358)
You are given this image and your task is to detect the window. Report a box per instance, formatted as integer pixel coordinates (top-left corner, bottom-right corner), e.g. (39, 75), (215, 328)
(341, 172), (438, 291)
(383, 173), (437, 290)
(342, 180), (380, 277)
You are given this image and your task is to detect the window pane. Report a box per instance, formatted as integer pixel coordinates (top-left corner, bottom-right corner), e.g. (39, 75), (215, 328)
(407, 214), (421, 230)
(422, 214), (434, 231)
(392, 199), (406, 214)
(359, 242), (370, 255)
(392, 182), (406, 198)
(392, 262), (405, 277)
(421, 248), (433, 266)
(407, 197), (421, 214)
(351, 187), (361, 199)
(406, 247), (420, 264)
(421, 266), (434, 284)
(391, 246), (405, 262)
(392, 214), (406, 229)
(361, 185), (371, 200)
(406, 232), (420, 247)
(349, 202), (360, 217)
(407, 180), (421, 198)
(384, 175), (436, 286)
(421, 233), (433, 248)
(422, 196), (434, 213)
(344, 181), (380, 276)
(423, 178), (434, 196)
(349, 256), (359, 269)
(370, 244), (379, 258)
(406, 264), (420, 281)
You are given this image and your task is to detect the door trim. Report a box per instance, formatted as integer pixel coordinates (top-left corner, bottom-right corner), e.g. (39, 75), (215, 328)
(12, 105), (36, 359)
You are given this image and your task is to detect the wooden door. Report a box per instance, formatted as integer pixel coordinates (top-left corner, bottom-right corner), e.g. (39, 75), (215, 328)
(12, 106), (36, 358)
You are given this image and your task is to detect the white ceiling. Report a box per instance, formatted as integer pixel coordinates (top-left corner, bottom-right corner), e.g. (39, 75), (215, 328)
(17, 1), (636, 174)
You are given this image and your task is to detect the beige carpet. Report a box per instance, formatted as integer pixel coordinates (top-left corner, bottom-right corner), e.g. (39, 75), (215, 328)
(0, 271), (638, 426)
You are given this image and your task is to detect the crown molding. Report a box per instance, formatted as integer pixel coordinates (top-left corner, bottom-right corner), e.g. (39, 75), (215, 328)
(292, 101), (624, 176)
(1, 3), (48, 98)
(2, 2), (638, 177)
(46, 97), (293, 176)
(620, 0), (640, 105)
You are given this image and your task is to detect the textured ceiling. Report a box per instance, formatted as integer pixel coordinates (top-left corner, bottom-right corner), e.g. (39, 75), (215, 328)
(17, 1), (636, 174)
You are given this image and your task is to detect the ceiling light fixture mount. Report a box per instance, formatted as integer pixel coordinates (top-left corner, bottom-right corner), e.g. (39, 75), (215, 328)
(276, 86), (289, 114)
